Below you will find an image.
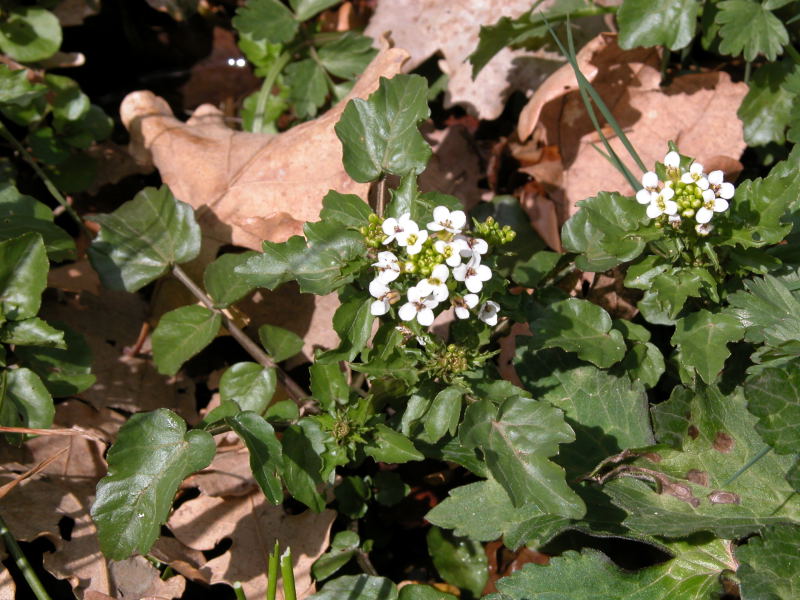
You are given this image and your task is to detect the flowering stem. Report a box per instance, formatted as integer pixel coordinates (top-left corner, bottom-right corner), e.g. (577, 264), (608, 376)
(171, 265), (307, 400)
(0, 513), (52, 600)
(251, 51), (291, 133)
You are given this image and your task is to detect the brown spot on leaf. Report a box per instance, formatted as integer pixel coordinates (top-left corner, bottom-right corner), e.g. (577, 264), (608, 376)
(688, 425), (699, 439)
(686, 469), (709, 487)
(643, 453), (662, 463)
(662, 480), (700, 507)
(713, 432), (735, 453)
(708, 490), (741, 505)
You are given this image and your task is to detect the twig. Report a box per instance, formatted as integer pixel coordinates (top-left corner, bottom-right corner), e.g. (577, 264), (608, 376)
(0, 513), (52, 600)
(0, 447), (69, 500)
(0, 119), (88, 236)
(171, 265), (307, 400)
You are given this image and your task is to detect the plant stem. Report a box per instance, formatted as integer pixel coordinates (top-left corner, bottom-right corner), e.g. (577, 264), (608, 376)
(786, 43), (800, 65)
(267, 540), (280, 600)
(0, 513), (52, 600)
(171, 265), (307, 400)
(0, 119), (87, 235)
(280, 547), (297, 600)
(374, 176), (387, 218)
(233, 582), (246, 600)
(252, 51), (292, 133)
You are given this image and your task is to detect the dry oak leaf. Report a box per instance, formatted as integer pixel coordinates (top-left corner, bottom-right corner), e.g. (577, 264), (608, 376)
(365, 0), (608, 120)
(120, 44), (408, 252)
(518, 33), (747, 220)
(168, 491), (336, 600)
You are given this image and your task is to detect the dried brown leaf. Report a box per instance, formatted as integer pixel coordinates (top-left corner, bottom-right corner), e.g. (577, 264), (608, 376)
(168, 491), (335, 599)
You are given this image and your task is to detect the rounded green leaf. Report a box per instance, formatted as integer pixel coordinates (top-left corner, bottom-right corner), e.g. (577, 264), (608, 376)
(14, 324), (95, 396)
(0, 232), (48, 321)
(258, 323), (303, 363)
(618, 0), (698, 51)
(226, 411), (284, 503)
(426, 526), (487, 598)
(220, 362), (276, 415)
(151, 305), (221, 376)
(91, 409), (216, 559)
(0, 367), (54, 433)
(0, 7), (62, 63)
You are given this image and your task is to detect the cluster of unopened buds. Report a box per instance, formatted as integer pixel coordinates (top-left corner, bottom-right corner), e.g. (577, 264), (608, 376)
(635, 151), (735, 236)
(366, 206), (503, 327)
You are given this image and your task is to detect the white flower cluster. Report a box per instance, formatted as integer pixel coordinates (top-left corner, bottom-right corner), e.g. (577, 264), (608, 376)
(636, 151), (735, 236)
(369, 206), (500, 327)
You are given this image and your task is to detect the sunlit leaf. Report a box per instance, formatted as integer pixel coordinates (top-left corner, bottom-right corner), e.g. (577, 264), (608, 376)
(0, 6), (61, 62)
(219, 362), (276, 415)
(0, 232), (47, 321)
(151, 305), (221, 376)
(671, 310), (744, 385)
(716, 0), (788, 62)
(618, 0), (698, 50)
(226, 411), (284, 504)
(427, 526), (487, 597)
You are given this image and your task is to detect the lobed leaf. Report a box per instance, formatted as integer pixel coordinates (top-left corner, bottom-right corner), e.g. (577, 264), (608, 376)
(617, 0), (698, 51)
(744, 364), (800, 455)
(91, 409), (216, 560)
(738, 60), (797, 146)
(671, 310), (744, 385)
(736, 524), (800, 600)
(715, 0), (788, 62)
(426, 527), (487, 597)
(232, 0), (297, 45)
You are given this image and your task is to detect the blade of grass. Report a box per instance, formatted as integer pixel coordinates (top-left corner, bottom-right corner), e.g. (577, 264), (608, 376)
(266, 540), (279, 600)
(0, 513), (52, 600)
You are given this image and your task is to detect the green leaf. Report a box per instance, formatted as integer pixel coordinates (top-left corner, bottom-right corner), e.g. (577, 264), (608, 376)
(91, 409), (215, 560)
(529, 298), (626, 368)
(617, 0), (698, 51)
(619, 341), (665, 389)
(14, 324), (95, 396)
(288, 0), (340, 20)
(237, 222), (364, 295)
(0, 6), (61, 63)
(372, 471), (409, 506)
(309, 575), (397, 600)
(335, 475), (370, 518)
(226, 411), (283, 504)
(737, 524), (800, 600)
(728, 275), (800, 347)
(423, 386), (462, 443)
(486, 539), (730, 600)
(0, 64), (46, 106)
(88, 186), (201, 292)
(561, 192), (646, 272)
(312, 530), (360, 581)
(232, 0), (297, 45)
(485, 395), (585, 518)
(0, 317), (65, 348)
(744, 364), (800, 455)
(738, 60), (797, 146)
(716, 0), (788, 62)
(0, 232), (47, 321)
(0, 367), (54, 432)
(671, 310), (744, 385)
(151, 305), (221, 376)
(335, 74), (431, 182)
(219, 362), (276, 415)
(317, 32), (378, 80)
(319, 190), (372, 227)
(634, 268), (716, 325)
(285, 59), (328, 119)
(426, 526), (487, 598)
(46, 74), (90, 125)
(258, 323), (303, 362)
(515, 345), (654, 478)
(604, 386), (800, 539)
(203, 251), (257, 308)
(309, 362), (349, 412)
(364, 424), (424, 463)
(398, 585), (457, 600)
(321, 292), (374, 363)
(426, 477), (570, 551)
(281, 422), (326, 512)
(0, 181), (75, 261)
(650, 386), (694, 450)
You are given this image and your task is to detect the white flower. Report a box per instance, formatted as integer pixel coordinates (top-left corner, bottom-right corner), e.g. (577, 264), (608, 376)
(668, 214), (682, 229)
(695, 222), (714, 236)
(663, 151), (680, 168)
(372, 251), (401, 283)
(646, 187), (678, 219)
(453, 256), (492, 293)
(369, 279), (395, 316)
(381, 213), (417, 245)
(641, 171), (659, 189)
(708, 170), (735, 200)
(417, 263), (450, 302)
(452, 294), (478, 319)
(398, 286), (439, 326)
(404, 229), (428, 255)
(680, 162), (708, 189)
(456, 235), (489, 259)
(427, 206), (467, 234)
(695, 189), (729, 224)
(434, 238), (467, 267)
(478, 301), (500, 326)
(636, 189), (656, 205)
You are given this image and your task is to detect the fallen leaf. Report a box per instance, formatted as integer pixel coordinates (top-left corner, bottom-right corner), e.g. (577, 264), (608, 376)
(108, 555), (186, 599)
(518, 34), (748, 220)
(584, 268), (642, 320)
(168, 491), (336, 599)
(365, 0), (608, 120)
(120, 43), (408, 252)
(188, 444), (257, 498)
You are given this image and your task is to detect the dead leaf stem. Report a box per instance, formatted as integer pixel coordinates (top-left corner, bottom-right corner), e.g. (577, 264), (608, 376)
(0, 512), (52, 600)
(374, 175), (387, 218)
(171, 265), (307, 400)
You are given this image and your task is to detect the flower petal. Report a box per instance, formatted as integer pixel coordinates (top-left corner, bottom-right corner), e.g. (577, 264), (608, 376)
(713, 198), (729, 213)
(417, 308), (435, 327)
(371, 299), (389, 316)
(719, 182), (735, 199)
(708, 170), (724, 185)
(646, 203), (662, 218)
(695, 207), (713, 223)
(636, 189), (653, 205)
(369, 278), (389, 298)
(641, 171), (659, 188)
(464, 293), (479, 309)
(398, 303), (417, 321)
(664, 151), (680, 168)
